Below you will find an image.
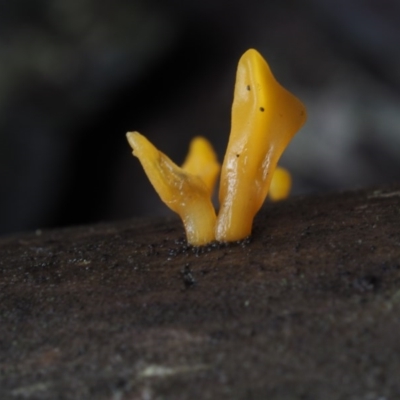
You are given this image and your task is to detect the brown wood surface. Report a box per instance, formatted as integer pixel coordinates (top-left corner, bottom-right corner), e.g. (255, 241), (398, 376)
(1, 185), (400, 399)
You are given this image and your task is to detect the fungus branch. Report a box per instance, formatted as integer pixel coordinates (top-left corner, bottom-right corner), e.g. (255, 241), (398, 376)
(126, 132), (217, 246)
(216, 49), (307, 241)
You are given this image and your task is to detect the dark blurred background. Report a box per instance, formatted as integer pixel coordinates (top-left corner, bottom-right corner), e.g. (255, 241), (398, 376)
(1, 0), (400, 236)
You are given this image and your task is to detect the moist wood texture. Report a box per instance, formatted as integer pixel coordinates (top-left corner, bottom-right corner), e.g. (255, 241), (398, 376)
(1, 185), (400, 399)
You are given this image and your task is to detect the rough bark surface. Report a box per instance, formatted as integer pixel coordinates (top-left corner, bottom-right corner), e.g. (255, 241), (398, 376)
(1, 185), (400, 399)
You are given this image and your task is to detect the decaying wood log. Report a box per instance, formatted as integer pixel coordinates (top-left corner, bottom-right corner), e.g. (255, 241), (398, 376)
(1, 185), (400, 399)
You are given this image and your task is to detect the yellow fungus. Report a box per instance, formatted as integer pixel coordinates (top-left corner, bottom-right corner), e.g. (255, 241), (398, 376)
(269, 167), (292, 202)
(215, 49), (307, 242)
(126, 132), (217, 246)
(181, 136), (220, 194)
(127, 49), (307, 246)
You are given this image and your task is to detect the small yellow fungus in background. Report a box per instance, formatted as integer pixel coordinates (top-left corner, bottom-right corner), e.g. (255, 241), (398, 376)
(126, 132), (218, 246)
(215, 49), (307, 242)
(268, 167), (292, 202)
(127, 49), (307, 245)
(181, 136), (220, 194)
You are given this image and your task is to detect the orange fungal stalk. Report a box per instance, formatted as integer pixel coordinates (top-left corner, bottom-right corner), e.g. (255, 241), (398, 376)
(127, 49), (307, 245)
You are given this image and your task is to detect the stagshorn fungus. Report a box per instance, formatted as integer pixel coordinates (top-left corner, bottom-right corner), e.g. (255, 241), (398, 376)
(127, 49), (307, 245)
